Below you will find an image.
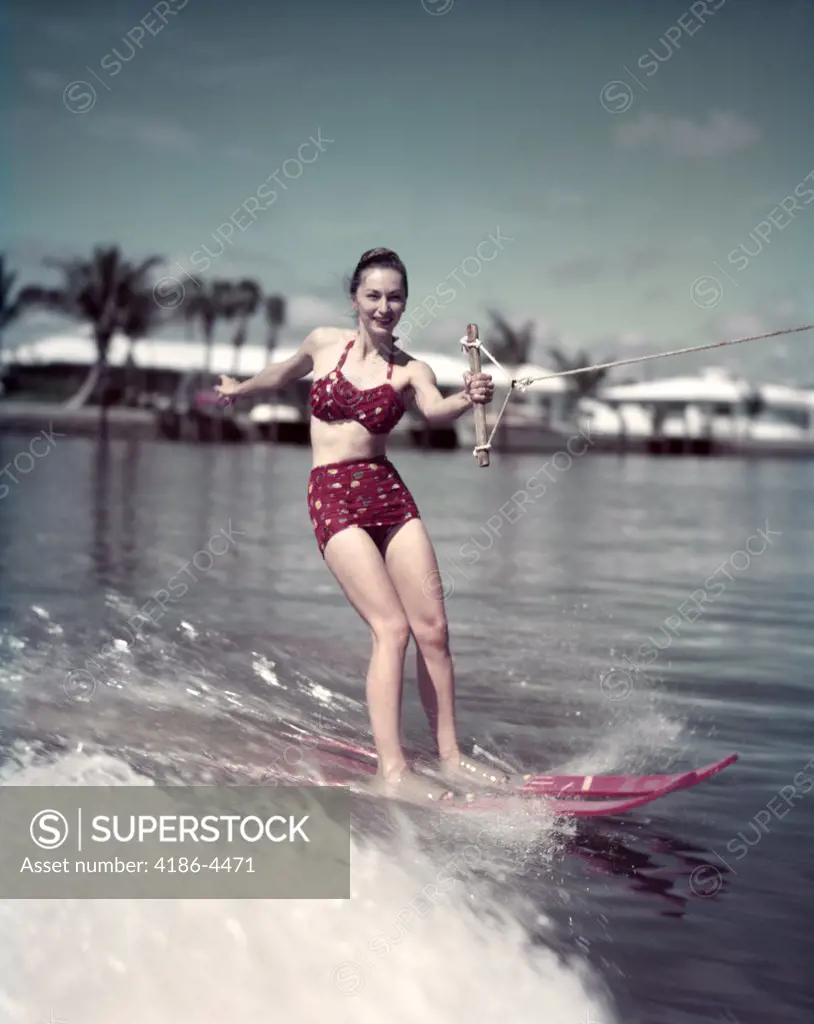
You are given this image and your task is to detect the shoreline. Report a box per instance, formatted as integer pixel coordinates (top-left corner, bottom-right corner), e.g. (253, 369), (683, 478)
(0, 401), (170, 441)
(0, 400), (421, 449)
(3, 401), (814, 459)
(0, 400), (270, 443)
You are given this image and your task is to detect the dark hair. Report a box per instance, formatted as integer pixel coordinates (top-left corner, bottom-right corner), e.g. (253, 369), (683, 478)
(348, 248), (408, 299)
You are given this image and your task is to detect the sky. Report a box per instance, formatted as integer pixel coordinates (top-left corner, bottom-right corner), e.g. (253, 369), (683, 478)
(3, 0), (814, 383)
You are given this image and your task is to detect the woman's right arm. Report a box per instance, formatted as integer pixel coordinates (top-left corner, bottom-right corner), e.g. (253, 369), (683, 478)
(225, 330), (319, 398)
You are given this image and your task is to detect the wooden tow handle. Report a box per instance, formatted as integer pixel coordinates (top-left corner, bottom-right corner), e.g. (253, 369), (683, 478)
(465, 322), (490, 467)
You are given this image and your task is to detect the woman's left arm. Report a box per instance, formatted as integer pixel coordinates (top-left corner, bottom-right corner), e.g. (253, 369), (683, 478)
(408, 360), (494, 427)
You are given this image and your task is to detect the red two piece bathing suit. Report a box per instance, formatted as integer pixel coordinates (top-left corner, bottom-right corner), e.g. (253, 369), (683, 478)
(307, 336), (421, 557)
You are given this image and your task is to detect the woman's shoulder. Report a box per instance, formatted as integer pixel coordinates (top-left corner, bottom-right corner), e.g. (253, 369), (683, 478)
(303, 326), (354, 354)
(398, 350), (435, 382)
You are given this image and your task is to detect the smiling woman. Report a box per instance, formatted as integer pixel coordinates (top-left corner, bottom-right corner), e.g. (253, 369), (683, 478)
(214, 247), (499, 802)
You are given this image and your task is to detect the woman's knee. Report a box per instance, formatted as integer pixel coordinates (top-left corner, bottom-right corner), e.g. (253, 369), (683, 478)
(370, 614), (411, 650)
(412, 617), (450, 655)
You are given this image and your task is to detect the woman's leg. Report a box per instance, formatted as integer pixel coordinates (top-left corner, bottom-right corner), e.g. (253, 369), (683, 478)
(383, 519), (510, 786)
(323, 524), (454, 800)
(323, 526), (411, 780)
(382, 519), (461, 762)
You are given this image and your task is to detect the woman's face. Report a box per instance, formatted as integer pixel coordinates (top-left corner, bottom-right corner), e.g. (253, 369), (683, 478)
(353, 267), (406, 337)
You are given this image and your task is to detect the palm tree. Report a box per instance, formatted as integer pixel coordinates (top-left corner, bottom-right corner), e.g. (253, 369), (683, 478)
(259, 294), (289, 437)
(179, 277), (235, 374)
(224, 278), (261, 377)
(547, 345), (614, 416)
(120, 288), (168, 405)
(0, 255), (25, 388)
(264, 294), (286, 363)
(17, 245), (164, 408)
(121, 290), (158, 361)
(484, 310), (535, 366)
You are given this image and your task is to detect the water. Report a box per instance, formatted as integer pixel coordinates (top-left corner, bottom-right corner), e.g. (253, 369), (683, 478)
(1, 432), (813, 1023)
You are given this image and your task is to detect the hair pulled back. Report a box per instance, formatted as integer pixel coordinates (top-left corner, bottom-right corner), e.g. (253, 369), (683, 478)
(348, 248), (408, 299)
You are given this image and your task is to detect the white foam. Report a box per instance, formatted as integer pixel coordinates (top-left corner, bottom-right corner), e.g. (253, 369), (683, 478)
(1, 749), (617, 1024)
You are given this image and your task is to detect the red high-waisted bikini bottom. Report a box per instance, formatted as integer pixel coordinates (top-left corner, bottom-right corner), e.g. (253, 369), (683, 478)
(307, 456), (420, 557)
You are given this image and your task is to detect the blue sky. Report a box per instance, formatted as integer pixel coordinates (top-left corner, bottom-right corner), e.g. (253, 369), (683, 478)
(3, 0), (813, 382)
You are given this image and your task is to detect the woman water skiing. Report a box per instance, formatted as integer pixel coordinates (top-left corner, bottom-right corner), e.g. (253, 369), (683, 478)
(215, 248), (496, 801)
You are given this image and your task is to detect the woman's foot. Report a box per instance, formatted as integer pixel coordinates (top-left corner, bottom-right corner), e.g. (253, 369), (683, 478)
(371, 767), (455, 803)
(439, 752), (512, 789)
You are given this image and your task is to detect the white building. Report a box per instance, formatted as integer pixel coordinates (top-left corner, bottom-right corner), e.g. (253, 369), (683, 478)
(580, 367), (814, 455)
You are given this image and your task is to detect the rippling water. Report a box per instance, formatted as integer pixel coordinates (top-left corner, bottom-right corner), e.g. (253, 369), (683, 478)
(2, 432), (813, 1023)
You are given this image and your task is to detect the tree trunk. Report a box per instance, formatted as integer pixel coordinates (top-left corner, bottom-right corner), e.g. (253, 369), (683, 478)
(265, 324), (279, 363)
(0, 330), (8, 394)
(64, 359), (105, 409)
(231, 321), (247, 376)
(64, 328), (114, 409)
(203, 317), (215, 374)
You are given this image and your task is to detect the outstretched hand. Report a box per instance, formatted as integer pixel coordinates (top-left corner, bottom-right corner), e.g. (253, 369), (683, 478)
(214, 374), (241, 406)
(463, 370), (494, 405)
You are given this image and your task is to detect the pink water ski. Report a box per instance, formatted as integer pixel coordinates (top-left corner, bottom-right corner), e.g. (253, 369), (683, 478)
(253, 765), (717, 818)
(446, 773), (709, 818)
(295, 733), (738, 801)
(518, 753), (738, 797)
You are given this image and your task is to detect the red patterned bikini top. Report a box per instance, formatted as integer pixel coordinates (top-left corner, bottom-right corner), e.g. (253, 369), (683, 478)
(309, 337), (405, 435)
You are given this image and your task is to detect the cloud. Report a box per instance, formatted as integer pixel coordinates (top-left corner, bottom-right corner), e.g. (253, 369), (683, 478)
(210, 246), (292, 275)
(713, 312), (772, 341)
(709, 304), (811, 349)
(23, 68), (63, 93)
(181, 56), (289, 89)
(549, 255), (607, 286)
(614, 110), (759, 158)
(286, 294), (348, 332)
(82, 115), (198, 155)
(640, 284), (670, 304)
(616, 331), (652, 350)
(624, 243), (674, 274)
(155, 50), (310, 93)
(39, 16), (86, 43)
(549, 244), (676, 286)
(4, 237), (80, 270)
(222, 144), (260, 163)
(543, 188), (595, 217)
(700, 302), (814, 382)
(2, 239), (114, 296)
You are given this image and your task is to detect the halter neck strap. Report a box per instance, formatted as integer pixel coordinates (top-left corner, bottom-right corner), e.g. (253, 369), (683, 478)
(336, 335), (395, 378)
(335, 336), (355, 370)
